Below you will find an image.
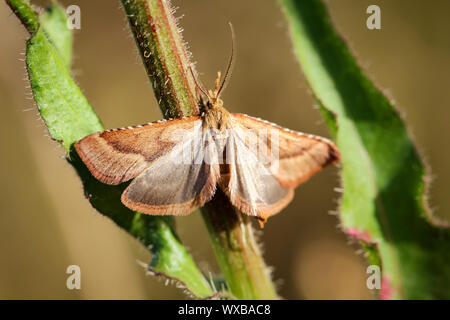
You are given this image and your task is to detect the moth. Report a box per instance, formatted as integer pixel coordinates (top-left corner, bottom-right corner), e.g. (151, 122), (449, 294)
(75, 33), (339, 225)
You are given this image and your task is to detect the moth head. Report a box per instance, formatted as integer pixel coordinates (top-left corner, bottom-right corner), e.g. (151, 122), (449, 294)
(190, 67), (229, 111)
(206, 71), (225, 108)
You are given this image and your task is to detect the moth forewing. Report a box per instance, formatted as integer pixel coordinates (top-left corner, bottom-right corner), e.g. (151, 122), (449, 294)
(74, 116), (202, 185)
(254, 127), (280, 175)
(121, 134), (219, 215)
(168, 120), (203, 165)
(231, 113), (340, 189)
(202, 129), (225, 166)
(220, 128), (293, 218)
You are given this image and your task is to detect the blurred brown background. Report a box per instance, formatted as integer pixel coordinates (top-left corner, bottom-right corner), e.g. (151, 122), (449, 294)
(1, 0), (449, 299)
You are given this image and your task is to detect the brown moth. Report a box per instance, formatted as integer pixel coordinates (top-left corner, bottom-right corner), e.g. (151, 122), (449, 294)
(75, 31), (340, 226)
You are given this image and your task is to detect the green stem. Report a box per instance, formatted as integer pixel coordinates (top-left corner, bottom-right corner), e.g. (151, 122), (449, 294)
(202, 191), (278, 299)
(5, 0), (39, 34)
(121, 0), (278, 299)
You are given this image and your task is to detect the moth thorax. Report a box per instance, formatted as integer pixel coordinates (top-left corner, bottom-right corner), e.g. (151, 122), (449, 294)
(203, 104), (232, 132)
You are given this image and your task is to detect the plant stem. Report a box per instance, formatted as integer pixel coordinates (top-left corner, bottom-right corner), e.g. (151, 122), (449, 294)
(202, 190), (278, 299)
(6, 0), (39, 33)
(121, 0), (278, 299)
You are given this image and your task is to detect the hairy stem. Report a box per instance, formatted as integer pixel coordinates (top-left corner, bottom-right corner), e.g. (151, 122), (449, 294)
(202, 191), (277, 299)
(6, 0), (38, 33)
(121, 0), (278, 299)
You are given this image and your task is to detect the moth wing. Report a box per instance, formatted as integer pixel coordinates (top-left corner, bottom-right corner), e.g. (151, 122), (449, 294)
(75, 116), (201, 185)
(121, 128), (220, 215)
(219, 127), (293, 219)
(231, 113), (340, 189)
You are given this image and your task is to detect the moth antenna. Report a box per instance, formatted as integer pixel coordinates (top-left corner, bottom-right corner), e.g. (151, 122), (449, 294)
(217, 22), (236, 96)
(189, 66), (209, 98)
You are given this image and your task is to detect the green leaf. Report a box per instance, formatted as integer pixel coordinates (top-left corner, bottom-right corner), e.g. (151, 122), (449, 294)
(26, 29), (102, 151)
(281, 0), (450, 299)
(15, 0), (214, 298)
(40, 2), (72, 67)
